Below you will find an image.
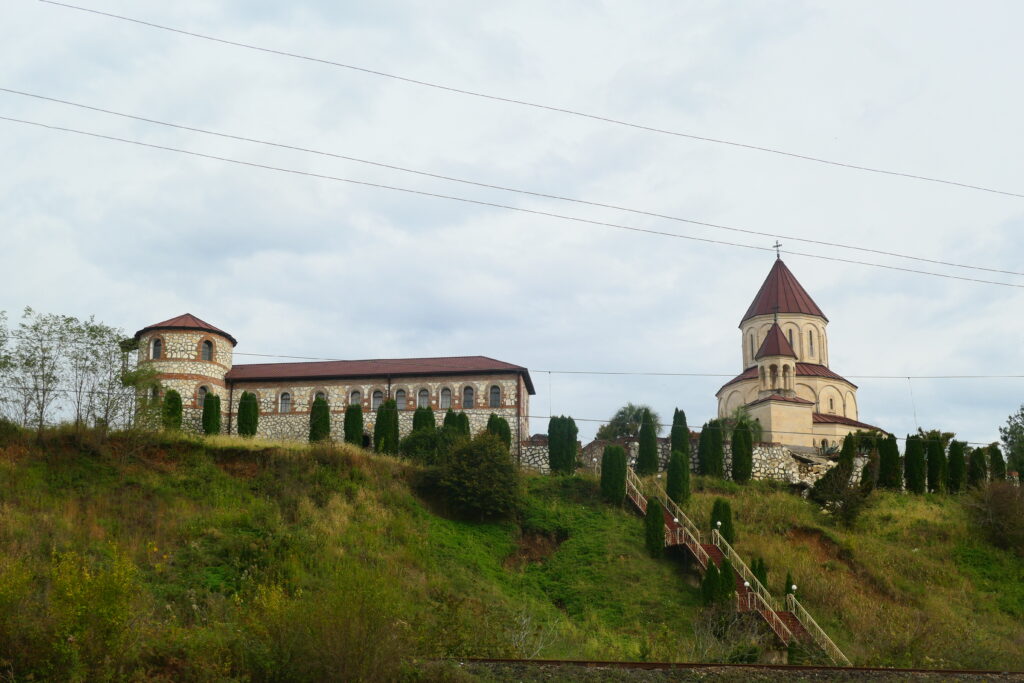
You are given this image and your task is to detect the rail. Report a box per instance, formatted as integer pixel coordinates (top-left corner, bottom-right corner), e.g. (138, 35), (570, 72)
(647, 478), (709, 569)
(648, 478), (702, 546)
(712, 530), (794, 645)
(786, 593), (851, 666)
(625, 467), (647, 514)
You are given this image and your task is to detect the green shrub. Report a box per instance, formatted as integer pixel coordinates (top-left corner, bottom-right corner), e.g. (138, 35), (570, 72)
(670, 408), (690, 460)
(374, 400), (399, 455)
(968, 446), (988, 488)
(718, 558), (736, 602)
(457, 411), (470, 436)
(877, 434), (901, 489)
(926, 437), (946, 493)
(547, 416), (578, 475)
(309, 396), (330, 443)
(443, 409), (458, 431)
(731, 423), (753, 483)
(437, 432), (520, 520)
(947, 440), (966, 494)
(750, 557), (769, 588)
(343, 404), (363, 445)
(645, 498), (664, 558)
(635, 408), (659, 475)
(710, 498), (736, 544)
(904, 435), (926, 494)
(967, 482), (1024, 555)
(666, 449), (690, 504)
(989, 444), (1007, 481)
(811, 434), (856, 505)
(860, 448), (880, 495)
(600, 445), (627, 504)
(412, 406), (436, 431)
(784, 571), (795, 596)
(486, 413), (512, 450)
(161, 389), (182, 430)
(237, 391), (259, 437)
(701, 562), (722, 605)
(201, 394), (221, 435)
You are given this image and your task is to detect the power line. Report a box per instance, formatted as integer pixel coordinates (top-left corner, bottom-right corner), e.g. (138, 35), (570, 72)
(5, 86), (1022, 279)
(4, 114), (1024, 291)
(38, 0), (1024, 201)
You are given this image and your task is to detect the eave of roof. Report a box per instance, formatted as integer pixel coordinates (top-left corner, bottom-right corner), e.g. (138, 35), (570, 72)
(134, 313), (238, 346)
(716, 363), (857, 394)
(812, 412), (885, 433)
(747, 393), (815, 407)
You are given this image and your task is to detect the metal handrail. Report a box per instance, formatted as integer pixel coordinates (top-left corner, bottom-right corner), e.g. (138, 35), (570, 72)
(738, 591), (795, 646)
(711, 529), (782, 613)
(786, 593), (851, 666)
(648, 478), (702, 545)
(625, 467), (647, 513)
(646, 478), (709, 568)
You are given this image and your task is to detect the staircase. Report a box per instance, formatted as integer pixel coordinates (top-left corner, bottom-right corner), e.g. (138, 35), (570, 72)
(624, 467), (849, 665)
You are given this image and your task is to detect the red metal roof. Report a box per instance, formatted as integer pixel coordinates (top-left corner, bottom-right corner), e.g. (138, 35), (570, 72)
(226, 355), (536, 394)
(747, 394), (814, 407)
(717, 363), (856, 393)
(134, 313), (237, 346)
(755, 323), (797, 359)
(741, 259), (827, 324)
(812, 413), (883, 432)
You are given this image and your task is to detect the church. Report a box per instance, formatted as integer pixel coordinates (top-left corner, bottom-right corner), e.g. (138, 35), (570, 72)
(716, 258), (882, 450)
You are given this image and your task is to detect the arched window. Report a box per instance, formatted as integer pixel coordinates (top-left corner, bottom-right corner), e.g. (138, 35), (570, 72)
(350, 390), (361, 407)
(489, 385), (501, 408)
(280, 392), (291, 413)
(418, 389), (430, 409)
(201, 340), (213, 361)
(372, 390), (383, 410)
(809, 330), (815, 356)
(463, 386), (474, 409)
(440, 388), (452, 410)
(151, 338), (162, 360)
(314, 391), (326, 403)
(198, 386), (208, 407)
(394, 389), (406, 409)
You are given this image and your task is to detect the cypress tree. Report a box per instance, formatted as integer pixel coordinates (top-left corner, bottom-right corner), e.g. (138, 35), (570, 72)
(600, 445), (627, 504)
(309, 396), (330, 442)
(731, 423), (753, 483)
(487, 413), (512, 450)
(784, 571), (795, 596)
(344, 404), (363, 446)
(947, 440), (966, 494)
(237, 391), (258, 437)
(457, 411), (471, 437)
(811, 433), (856, 504)
(373, 399), (400, 454)
(877, 434), (901, 490)
(989, 444), (1007, 481)
(860, 448), (880, 495)
(967, 446), (988, 488)
(666, 449), (690, 505)
(710, 498), (736, 544)
(547, 416), (564, 473)
(565, 416), (579, 471)
(751, 557), (769, 588)
(161, 389), (182, 430)
(926, 437), (946, 493)
(706, 420), (725, 478)
(201, 393), (220, 435)
(443, 409), (459, 430)
(718, 558), (736, 602)
(670, 408), (690, 461)
(904, 435), (926, 494)
(645, 498), (664, 558)
(636, 408), (659, 475)
(697, 422), (712, 475)
(701, 563), (721, 605)
(412, 406), (436, 431)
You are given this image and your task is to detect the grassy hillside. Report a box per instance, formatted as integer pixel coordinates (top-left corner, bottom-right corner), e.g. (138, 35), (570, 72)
(0, 427), (1022, 680)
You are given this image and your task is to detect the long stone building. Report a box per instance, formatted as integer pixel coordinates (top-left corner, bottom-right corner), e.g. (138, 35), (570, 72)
(134, 314), (535, 456)
(716, 258), (882, 449)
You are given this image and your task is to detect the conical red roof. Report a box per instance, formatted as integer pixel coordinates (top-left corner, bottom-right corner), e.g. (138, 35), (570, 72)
(134, 313), (237, 346)
(741, 258), (827, 324)
(755, 323), (797, 360)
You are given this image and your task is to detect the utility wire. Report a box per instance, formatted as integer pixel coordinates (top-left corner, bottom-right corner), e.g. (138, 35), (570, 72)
(4, 86), (1022, 278)
(38, 0), (1024, 201)
(4, 114), (1024, 291)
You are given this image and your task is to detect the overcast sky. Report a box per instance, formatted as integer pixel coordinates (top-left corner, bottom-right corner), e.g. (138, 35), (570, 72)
(3, 0), (1023, 446)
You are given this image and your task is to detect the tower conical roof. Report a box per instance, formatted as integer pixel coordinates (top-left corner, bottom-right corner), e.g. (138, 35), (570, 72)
(754, 323), (797, 360)
(134, 313), (237, 346)
(741, 258), (827, 325)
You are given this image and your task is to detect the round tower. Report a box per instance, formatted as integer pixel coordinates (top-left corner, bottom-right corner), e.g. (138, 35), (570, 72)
(134, 313), (236, 432)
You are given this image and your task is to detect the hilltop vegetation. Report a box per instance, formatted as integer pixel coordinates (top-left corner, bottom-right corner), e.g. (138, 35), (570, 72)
(0, 425), (1022, 680)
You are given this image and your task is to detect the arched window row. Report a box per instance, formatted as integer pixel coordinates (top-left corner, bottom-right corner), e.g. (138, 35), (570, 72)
(236, 383), (512, 414)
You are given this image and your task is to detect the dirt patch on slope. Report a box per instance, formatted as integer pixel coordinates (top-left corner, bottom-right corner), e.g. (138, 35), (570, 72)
(504, 531), (565, 569)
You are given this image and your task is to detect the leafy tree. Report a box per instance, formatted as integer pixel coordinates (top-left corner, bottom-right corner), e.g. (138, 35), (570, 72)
(967, 446), (988, 488)
(718, 558), (736, 602)
(999, 405), (1024, 478)
(645, 499), (664, 558)
(926, 437), (946, 493)
(374, 400), (400, 454)
(860, 447), (880, 495)
(600, 445), (627, 504)
(343, 404), (363, 445)
(720, 406), (763, 444)
(400, 427), (444, 465)
(989, 444), (1006, 481)
(635, 408), (659, 475)
(309, 396), (330, 442)
(731, 423), (753, 483)
(666, 449), (690, 504)
(201, 393), (221, 435)
(161, 389), (182, 430)
(701, 562), (722, 606)
(710, 498), (736, 544)
(237, 391), (258, 437)
(904, 435), (926, 494)
(947, 440), (966, 494)
(916, 428), (956, 452)
(437, 432), (520, 520)
(595, 402), (661, 440)
(877, 434), (902, 490)
(487, 413), (512, 449)
(670, 408), (690, 460)
(412, 406), (435, 431)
